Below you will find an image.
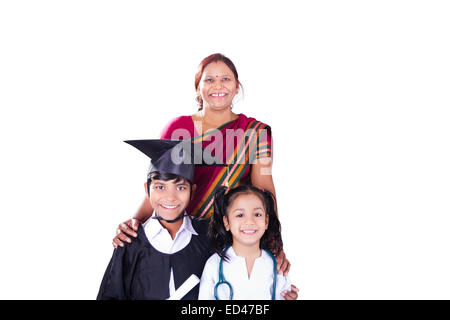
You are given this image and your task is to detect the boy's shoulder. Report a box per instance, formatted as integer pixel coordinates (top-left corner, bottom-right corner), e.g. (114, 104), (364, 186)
(116, 223), (149, 252)
(190, 217), (210, 236)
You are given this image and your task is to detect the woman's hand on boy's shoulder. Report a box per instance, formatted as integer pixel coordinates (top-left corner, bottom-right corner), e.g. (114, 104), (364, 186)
(112, 219), (140, 248)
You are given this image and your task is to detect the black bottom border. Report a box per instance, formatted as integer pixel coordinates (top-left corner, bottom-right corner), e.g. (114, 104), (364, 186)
(1, 300), (448, 319)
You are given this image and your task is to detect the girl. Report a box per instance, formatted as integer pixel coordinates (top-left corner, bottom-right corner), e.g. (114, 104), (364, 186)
(198, 185), (294, 300)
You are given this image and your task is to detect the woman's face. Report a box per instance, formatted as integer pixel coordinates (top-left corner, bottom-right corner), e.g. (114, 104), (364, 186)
(197, 61), (239, 111)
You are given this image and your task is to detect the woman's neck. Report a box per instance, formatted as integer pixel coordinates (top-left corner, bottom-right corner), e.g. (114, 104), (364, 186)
(193, 107), (238, 135)
(201, 107), (236, 127)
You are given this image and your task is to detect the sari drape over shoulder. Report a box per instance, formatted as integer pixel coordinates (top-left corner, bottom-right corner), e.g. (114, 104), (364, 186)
(160, 113), (272, 218)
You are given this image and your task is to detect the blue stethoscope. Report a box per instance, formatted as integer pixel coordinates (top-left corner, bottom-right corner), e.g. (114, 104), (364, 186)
(214, 246), (277, 300)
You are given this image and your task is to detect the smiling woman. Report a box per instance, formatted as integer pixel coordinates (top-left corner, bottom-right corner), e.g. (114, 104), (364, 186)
(106, 53), (297, 299)
(194, 53), (243, 113)
(113, 54), (283, 269)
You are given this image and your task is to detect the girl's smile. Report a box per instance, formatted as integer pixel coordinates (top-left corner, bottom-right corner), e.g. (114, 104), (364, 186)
(240, 228), (258, 235)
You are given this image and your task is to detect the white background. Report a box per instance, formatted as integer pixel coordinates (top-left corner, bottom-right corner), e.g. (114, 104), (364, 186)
(1, 0), (449, 299)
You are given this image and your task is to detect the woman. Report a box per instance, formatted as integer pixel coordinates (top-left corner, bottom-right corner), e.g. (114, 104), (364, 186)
(113, 54), (291, 278)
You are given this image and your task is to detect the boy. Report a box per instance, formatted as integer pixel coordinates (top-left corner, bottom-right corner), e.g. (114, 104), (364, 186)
(97, 139), (213, 300)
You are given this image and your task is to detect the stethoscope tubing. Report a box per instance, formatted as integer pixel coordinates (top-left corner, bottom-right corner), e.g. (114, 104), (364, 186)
(214, 246), (277, 300)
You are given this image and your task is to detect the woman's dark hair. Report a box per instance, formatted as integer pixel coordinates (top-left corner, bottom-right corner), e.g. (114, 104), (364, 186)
(194, 53), (243, 111)
(209, 185), (283, 261)
(147, 171), (193, 199)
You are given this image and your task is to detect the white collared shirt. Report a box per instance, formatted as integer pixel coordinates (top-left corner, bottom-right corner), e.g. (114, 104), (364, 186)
(198, 246), (291, 300)
(143, 212), (198, 297)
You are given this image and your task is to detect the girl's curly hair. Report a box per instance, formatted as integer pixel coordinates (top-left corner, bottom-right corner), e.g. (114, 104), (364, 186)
(209, 185), (283, 261)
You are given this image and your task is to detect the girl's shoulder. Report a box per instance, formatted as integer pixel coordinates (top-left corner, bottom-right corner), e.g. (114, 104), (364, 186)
(205, 252), (222, 266)
(190, 217), (210, 235)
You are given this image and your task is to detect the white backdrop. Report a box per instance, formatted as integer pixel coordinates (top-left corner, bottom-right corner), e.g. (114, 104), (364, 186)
(1, 0), (449, 299)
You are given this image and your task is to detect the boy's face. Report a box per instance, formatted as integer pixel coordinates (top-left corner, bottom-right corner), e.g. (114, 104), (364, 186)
(148, 178), (191, 221)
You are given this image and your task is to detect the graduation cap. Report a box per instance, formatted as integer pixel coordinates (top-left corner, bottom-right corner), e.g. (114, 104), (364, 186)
(124, 139), (225, 184)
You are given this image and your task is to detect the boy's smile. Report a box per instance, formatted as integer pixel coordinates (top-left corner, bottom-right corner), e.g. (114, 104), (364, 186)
(160, 204), (179, 209)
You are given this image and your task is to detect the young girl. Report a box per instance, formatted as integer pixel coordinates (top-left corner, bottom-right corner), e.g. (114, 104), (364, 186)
(198, 185), (292, 300)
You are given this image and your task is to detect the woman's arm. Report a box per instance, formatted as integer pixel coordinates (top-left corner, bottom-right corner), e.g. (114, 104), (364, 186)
(134, 196), (154, 223)
(251, 156), (293, 275)
(112, 197), (154, 248)
(251, 157), (277, 214)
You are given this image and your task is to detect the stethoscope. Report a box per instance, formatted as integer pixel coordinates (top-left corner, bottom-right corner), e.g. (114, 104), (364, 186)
(214, 246), (277, 300)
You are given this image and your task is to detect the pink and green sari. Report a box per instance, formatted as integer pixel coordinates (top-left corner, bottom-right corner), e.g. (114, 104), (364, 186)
(160, 113), (272, 218)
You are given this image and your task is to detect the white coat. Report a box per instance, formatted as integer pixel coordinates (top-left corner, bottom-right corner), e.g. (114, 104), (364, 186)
(198, 246), (291, 300)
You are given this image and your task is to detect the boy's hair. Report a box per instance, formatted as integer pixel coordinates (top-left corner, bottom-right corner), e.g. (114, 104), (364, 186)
(147, 171), (193, 199)
(209, 185), (283, 261)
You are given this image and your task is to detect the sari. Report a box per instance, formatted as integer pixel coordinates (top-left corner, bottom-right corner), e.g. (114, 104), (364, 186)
(160, 113), (272, 218)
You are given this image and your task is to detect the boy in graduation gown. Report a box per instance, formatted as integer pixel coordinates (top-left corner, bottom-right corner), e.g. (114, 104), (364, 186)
(97, 139), (217, 300)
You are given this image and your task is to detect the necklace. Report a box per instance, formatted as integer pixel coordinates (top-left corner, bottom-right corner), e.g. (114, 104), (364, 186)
(200, 110), (237, 134)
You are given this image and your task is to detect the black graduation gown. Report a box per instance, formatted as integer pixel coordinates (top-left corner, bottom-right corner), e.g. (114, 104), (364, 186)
(97, 218), (212, 300)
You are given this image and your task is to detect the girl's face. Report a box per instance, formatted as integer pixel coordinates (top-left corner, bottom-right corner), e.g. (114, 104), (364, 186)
(223, 193), (269, 248)
(197, 61), (239, 111)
